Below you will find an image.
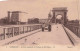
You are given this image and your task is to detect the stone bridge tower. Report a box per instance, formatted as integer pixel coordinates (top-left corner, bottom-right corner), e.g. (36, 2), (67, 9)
(51, 7), (68, 25)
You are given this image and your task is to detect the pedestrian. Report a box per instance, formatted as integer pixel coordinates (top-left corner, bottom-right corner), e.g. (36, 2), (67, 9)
(42, 23), (45, 32)
(48, 24), (51, 32)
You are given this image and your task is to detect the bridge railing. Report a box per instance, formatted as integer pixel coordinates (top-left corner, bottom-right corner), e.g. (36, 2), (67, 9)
(0, 24), (42, 40)
(65, 24), (80, 37)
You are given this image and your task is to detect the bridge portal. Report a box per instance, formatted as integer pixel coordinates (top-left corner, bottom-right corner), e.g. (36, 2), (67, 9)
(51, 7), (68, 25)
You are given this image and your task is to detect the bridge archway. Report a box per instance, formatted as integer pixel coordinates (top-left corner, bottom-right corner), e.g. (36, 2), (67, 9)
(52, 7), (68, 25)
(56, 14), (63, 24)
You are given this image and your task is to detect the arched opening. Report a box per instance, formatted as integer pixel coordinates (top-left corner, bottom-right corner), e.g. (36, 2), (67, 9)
(56, 15), (63, 24)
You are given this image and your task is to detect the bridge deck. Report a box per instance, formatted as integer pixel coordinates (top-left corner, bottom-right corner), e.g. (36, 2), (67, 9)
(11, 24), (72, 45)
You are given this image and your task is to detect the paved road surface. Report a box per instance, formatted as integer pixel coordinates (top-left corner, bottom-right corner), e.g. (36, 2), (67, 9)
(11, 24), (72, 45)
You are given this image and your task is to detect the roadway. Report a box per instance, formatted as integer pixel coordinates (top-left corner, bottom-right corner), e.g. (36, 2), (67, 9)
(11, 24), (72, 45)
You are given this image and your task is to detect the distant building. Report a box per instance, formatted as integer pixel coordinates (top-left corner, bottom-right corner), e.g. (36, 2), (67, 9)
(28, 18), (49, 24)
(8, 11), (21, 25)
(11, 11), (20, 24)
(39, 19), (48, 24)
(28, 18), (39, 24)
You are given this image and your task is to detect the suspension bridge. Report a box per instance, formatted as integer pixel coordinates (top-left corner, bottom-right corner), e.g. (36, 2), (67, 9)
(0, 7), (80, 46)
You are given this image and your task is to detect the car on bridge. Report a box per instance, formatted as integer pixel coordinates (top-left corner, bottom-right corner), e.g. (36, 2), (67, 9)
(42, 23), (51, 32)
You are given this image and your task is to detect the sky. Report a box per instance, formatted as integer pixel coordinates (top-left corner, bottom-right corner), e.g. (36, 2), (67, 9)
(0, 0), (79, 22)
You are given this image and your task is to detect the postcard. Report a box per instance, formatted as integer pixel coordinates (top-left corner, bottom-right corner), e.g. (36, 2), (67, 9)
(0, 0), (80, 51)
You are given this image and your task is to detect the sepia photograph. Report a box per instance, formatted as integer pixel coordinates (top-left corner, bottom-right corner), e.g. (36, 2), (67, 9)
(0, 0), (80, 51)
